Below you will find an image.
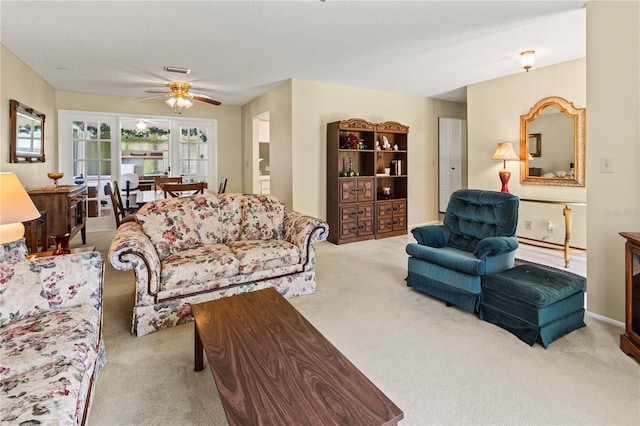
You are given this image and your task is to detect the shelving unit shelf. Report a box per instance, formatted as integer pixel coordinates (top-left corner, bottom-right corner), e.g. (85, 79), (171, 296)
(327, 118), (409, 244)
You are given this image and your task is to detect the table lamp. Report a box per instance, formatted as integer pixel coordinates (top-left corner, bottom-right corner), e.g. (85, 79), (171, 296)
(491, 142), (520, 193)
(0, 172), (41, 244)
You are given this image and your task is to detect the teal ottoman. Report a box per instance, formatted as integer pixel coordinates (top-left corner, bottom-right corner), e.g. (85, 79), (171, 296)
(479, 264), (586, 348)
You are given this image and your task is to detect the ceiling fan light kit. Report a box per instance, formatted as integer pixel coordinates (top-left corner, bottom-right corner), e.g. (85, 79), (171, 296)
(144, 76), (222, 113)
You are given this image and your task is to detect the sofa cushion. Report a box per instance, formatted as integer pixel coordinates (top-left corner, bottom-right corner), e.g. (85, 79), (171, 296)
(217, 194), (244, 242)
(136, 197), (202, 260)
(0, 239), (48, 327)
(240, 194), (285, 240)
(227, 240), (301, 274)
(189, 193), (223, 244)
(0, 304), (100, 381)
(0, 358), (86, 426)
(161, 244), (240, 291)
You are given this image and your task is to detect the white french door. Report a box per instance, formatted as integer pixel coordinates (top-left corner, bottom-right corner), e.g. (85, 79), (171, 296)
(171, 120), (216, 189)
(59, 111), (217, 231)
(59, 111), (118, 231)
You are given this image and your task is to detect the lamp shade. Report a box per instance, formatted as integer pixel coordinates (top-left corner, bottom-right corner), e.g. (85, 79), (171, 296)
(0, 172), (41, 244)
(491, 143), (520, 161)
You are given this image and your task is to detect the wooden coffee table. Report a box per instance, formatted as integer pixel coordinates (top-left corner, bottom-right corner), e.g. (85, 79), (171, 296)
(192, 288), (403, 426)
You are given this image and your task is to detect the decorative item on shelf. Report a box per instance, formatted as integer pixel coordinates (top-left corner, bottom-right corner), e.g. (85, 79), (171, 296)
(491, 142), (520, 193)
(0, 172), (41, 244)
(376, 140), (381, 151)
(51, 233), (71, 255)
(393, 144), (399, 151)
(47, 172), (64, 188)
(341, 133), (365, 150)
(382, 136), (391, 150)
(391, 159), (402, 176)
(346, 158), (356, 177)
(384, 167), (391, 175)
(381, 187), (392, 199)
(74, 173), (85, 184)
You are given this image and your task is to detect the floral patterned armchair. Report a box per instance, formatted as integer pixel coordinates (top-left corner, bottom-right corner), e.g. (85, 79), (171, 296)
(109, 192), (329, 336)
(0, 238), (105, 426)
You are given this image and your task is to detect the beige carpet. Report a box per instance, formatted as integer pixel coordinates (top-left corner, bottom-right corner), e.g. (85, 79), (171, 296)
(83, 231), (639, 426)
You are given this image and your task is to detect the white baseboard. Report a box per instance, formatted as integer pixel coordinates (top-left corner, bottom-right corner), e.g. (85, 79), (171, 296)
(586, 311), (624, 328)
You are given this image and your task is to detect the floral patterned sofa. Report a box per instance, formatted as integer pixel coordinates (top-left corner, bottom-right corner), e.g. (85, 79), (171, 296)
(0, 238), (105, 425)
(108, 192), (329, 336)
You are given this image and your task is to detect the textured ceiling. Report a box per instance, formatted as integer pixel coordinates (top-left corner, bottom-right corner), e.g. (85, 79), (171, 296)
(1, 1), (586, 106)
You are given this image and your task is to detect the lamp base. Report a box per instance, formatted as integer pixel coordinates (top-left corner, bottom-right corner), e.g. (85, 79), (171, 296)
(498, 169), (511, 193)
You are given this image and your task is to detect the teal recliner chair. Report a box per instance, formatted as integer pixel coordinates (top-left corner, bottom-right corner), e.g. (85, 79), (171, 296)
(406, 189), (519, 312)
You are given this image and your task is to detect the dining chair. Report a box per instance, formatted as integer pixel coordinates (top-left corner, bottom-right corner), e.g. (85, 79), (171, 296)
(106, 181), (136, 227)
(163, 182), (207, 198)
(218, 177), (228, 194)
(153, 176), (182, 191)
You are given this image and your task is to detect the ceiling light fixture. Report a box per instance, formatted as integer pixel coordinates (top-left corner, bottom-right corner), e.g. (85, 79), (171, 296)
(136, 120), (147, 130)
(520, 50), (536, 72)
(163, 65), (191, 75)
(166, 95), (193, 114)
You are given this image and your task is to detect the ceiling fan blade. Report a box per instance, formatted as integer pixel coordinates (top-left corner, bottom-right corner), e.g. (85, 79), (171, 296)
(192, 95), (221, 106)
(134, 95), (166, 102)
(145, 90), (171, 94)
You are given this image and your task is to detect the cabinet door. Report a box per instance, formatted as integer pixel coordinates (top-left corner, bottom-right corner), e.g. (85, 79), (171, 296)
(339, 205), (359, 240)
(358, 203), (374, 236)
(340, 179), (358, 203)
(358, 178), (375, 202)
(392, 201), (406, 231)
(377, 202), (393, 233)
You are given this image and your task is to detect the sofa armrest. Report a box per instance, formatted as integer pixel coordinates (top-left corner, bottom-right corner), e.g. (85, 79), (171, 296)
(108, 221), (161, 302)
(283, 209), (329, 266)
(31, 251), (104, 312)
(411, 225), (450, 247)
(473, 236), (519, 259)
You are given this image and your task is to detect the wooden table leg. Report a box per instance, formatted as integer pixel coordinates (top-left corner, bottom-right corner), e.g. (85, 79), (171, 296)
(563, 205), (572, 268)
(194, 322), (204, 372)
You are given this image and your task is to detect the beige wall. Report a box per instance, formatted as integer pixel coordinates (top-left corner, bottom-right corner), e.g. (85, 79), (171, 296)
(467, 58), (587, 248)
(1, 45), (57, 189)
(586, 1), (639, 322)
(242, 78), (466, 221)
(241, 81), (293, 207)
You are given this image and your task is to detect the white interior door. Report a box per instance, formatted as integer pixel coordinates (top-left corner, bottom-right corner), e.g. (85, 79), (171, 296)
(439, 117), (464, 213)
(59, 111), (118, 232)
(171, 119), (217, 189)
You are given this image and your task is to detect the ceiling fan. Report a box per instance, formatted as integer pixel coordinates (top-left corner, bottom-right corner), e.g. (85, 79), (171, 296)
(144, 81), (221, 112)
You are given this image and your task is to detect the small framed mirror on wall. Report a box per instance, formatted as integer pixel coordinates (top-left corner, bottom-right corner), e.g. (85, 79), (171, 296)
(519, 96), (585, 187)
(10, 99), (46, 163)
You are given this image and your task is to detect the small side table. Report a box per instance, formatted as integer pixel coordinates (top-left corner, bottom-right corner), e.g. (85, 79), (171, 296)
(29, 246), (96, 259)
(23, 210), (48, 253)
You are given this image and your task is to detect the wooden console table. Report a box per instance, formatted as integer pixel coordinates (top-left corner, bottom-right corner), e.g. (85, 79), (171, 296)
(28, 185), (87, 245)
(22, 210), (48, 253)
(518, 198), (587, 268)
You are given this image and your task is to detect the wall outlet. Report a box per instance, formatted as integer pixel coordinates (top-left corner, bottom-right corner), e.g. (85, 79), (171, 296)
(525, 220), (532, 230)
(600, 157), (614, 173)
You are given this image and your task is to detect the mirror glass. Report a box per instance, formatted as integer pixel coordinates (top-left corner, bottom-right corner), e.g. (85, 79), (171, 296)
(520, 96), (585, 187)
(10, 99), (45, 163)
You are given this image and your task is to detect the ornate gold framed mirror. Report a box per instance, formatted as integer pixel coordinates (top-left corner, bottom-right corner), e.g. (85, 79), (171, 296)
(519, 96), (585, 187)
(10, 99), (46, 163)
